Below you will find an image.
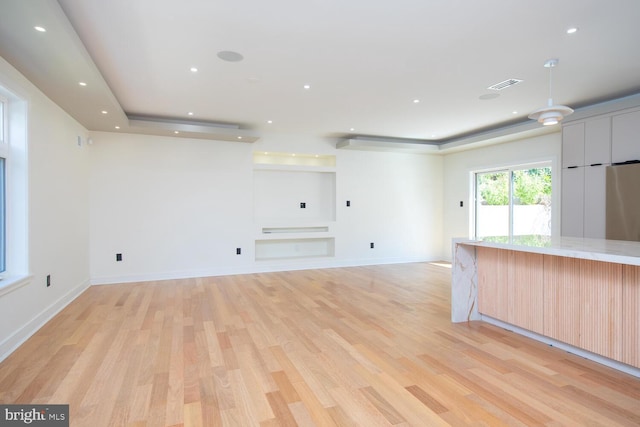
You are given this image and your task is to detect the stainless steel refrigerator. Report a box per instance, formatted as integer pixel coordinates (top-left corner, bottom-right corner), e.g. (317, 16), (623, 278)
(606, 161), (640, 241)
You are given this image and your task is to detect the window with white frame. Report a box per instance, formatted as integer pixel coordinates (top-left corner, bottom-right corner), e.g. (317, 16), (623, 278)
(0, 96), (7, 274)
(0, 81), (28, 290)
(474, 162), (552, 240)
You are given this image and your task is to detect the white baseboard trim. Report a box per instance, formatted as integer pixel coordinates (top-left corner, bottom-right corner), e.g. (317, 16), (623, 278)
(482, 315), (640, 378)
(90, 256), (435, 285)
(0, 278), (90, 363)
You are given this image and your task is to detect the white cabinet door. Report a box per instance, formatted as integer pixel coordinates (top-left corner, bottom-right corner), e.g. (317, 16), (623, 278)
(585, 117), (611, 165)
(561, 167), (585, 237)
(562, 123), (585, 168)
(584, 165), (607, 239)
(612, 110), (640, 163)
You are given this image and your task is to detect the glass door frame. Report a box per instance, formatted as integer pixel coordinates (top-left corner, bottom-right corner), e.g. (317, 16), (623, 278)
(472, 161), (553, 240)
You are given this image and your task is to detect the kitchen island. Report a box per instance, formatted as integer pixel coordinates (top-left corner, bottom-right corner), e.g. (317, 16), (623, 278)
(452, 235), (640, 376)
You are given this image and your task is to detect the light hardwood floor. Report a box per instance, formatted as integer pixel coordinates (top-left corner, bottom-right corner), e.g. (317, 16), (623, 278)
(1, 263), (639, 426)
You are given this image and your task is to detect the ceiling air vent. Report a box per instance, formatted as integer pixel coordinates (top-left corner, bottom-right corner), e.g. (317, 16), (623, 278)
(487, 78), (523, 91)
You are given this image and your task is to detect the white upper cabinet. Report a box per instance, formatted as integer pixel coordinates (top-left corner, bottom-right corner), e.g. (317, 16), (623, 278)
(612, 109), (640, 164)
(562, 123), (585, 168)
(561, 115), (611, 238)
(585, 117), (611, 166)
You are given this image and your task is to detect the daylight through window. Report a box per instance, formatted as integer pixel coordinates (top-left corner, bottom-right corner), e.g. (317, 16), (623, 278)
(475, 164), (552, 240)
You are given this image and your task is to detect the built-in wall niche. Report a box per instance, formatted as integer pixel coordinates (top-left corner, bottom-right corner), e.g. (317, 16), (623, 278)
(253, 151), (336, 167)
(255, 237), (335, 260)
(253, 169), (336, 222)
(253, 151), (336, 261)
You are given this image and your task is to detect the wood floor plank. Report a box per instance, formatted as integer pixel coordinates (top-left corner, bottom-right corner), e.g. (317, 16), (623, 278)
(287, 401), (316, 427)
(228, 369), (261, 426)
(271, 371), (301, 404)
(352, 366), (451, 427)
(359, 385), (406, 425)
(327, 385), (390, 426)
(265, 390), (298, 427)
(234, 351), (276, 421)
(288, 377), (337, 427)
(405, 384), (448, 414)
(197, 375), (222, 427)
(0, 262), (639, 426)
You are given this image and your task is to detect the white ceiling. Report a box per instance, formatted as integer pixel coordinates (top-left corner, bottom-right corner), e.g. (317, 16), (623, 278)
(1, 0), (639, 146)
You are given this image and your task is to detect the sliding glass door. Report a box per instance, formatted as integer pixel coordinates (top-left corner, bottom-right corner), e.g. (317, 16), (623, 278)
(475, 165), (551, 239)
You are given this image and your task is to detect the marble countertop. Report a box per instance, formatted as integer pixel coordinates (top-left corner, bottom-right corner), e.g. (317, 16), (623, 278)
(455, 235), (640, 266)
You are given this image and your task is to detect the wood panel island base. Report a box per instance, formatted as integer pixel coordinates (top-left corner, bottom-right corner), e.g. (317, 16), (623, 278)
(452, 236), (640, 377)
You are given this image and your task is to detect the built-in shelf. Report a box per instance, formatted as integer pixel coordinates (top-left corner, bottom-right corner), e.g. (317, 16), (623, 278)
(255, 237), (335, 261)
(253, 163), (336, 173)
(262, 226), (329, 234)
(253, 151), (336, 167)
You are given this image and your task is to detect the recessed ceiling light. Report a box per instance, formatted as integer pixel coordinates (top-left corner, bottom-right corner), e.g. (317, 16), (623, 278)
(512, 111), (518, 115)
(349, 128), (355, 132)
(566, 27), (578, 34)
(174, 131), (180, 134)
(267, 120), (273, 124)
(217, 51), (244, 62)
(115, 126), (120, 129)
(190, 67), (198, 73)
(101, 110), (108, 114)
(34, 26), (46, 32)
(303, 84), (311, 90)
(188, 112), (194, 116)
(413, 99), (420, 103)
(78, 82), (87, 86)
(237, 136), (242, 140)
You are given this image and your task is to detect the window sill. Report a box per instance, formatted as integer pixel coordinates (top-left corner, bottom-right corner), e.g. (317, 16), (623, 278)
(0, 274), (32, 297)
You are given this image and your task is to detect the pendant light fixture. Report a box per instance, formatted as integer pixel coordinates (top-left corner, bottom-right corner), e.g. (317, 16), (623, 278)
(528, 58), (574, 126)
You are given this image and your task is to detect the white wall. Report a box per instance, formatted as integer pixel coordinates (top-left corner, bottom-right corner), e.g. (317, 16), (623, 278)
(89, 131), (254, 282)
(441, 132), (562, 260)
(89, 131), (444, 283)
(0, 57), (90, 359)
(336, 148), (443, 264)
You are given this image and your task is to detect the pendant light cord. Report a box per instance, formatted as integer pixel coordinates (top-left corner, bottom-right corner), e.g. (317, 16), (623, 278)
(547, 63), (554, 107)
